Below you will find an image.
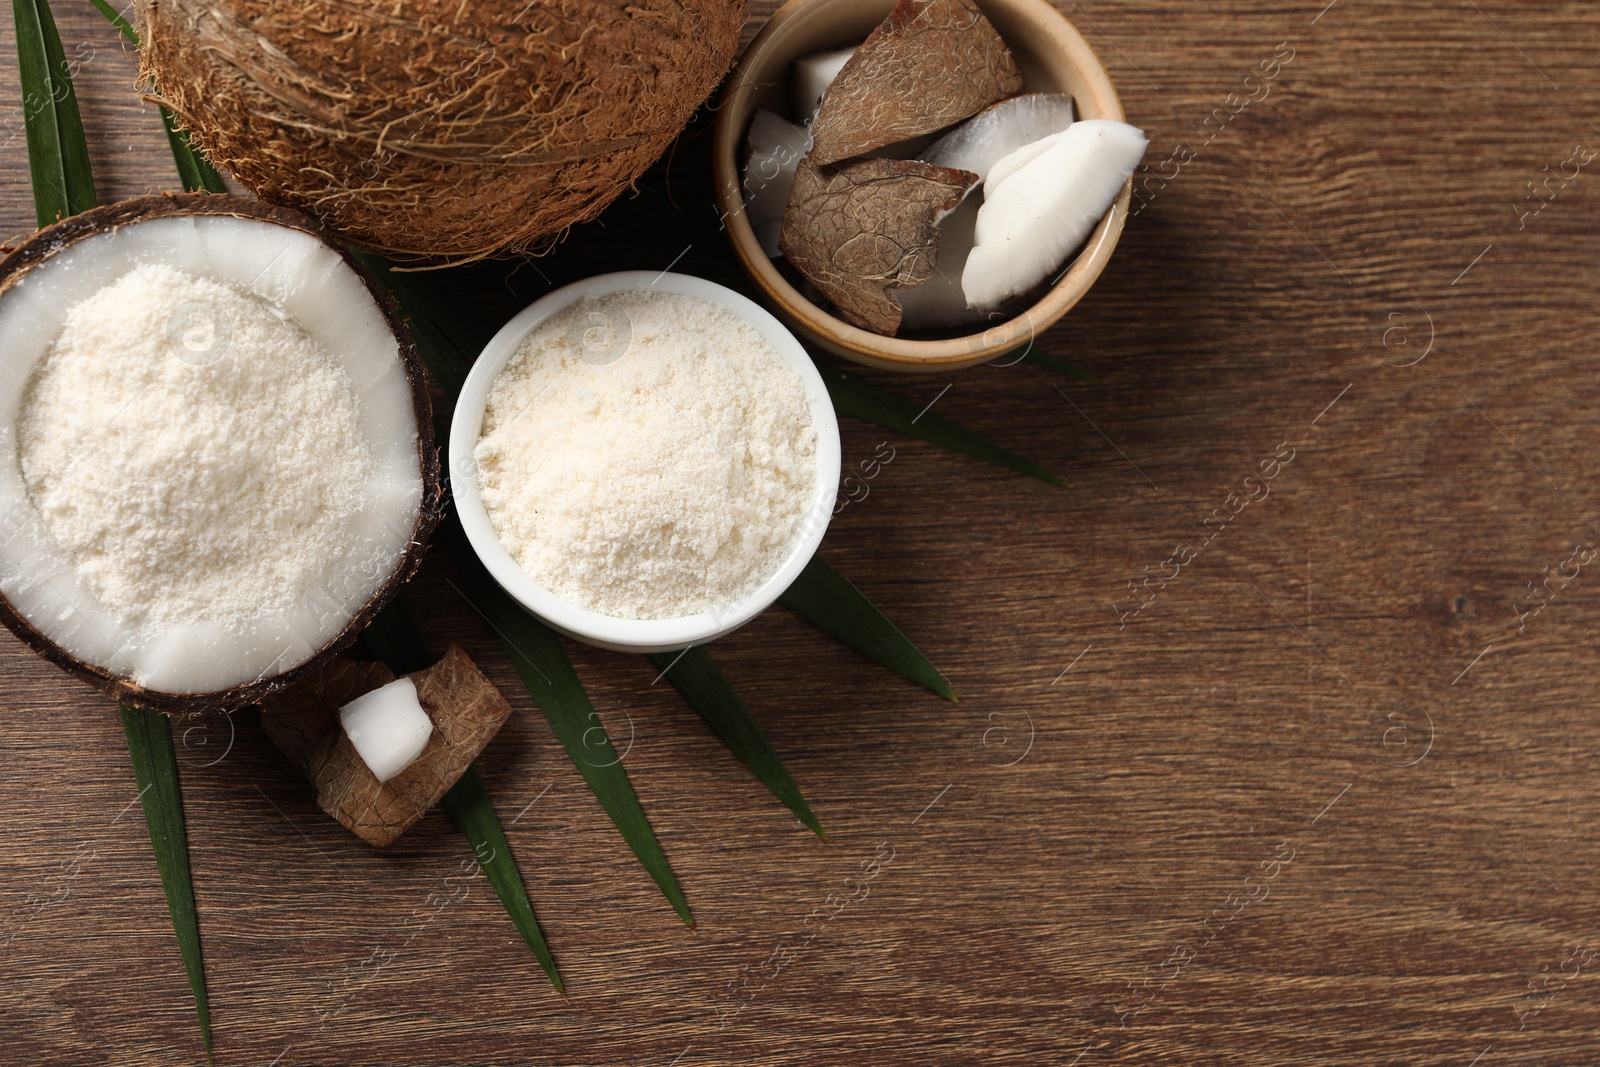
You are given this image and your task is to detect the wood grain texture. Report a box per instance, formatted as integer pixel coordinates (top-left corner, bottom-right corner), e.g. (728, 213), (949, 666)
(3, 2), (1600, 1064)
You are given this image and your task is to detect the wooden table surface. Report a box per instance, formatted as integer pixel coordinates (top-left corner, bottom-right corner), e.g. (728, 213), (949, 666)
(5, 2), (1600, 1064)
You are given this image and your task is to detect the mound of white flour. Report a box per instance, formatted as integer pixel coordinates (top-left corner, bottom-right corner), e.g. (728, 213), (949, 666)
(18, 264), (373, 634)
(474, 289), (817, 620)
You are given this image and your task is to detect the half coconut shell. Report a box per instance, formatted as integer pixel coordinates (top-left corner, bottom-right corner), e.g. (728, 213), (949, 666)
(0, 193), (443, 714)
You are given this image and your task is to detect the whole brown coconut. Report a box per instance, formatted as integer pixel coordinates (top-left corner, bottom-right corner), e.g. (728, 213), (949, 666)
(138, 0), (747, 262)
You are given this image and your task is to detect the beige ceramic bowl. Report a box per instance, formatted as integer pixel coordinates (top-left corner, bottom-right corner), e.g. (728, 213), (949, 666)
(711, 0), (1132, 372)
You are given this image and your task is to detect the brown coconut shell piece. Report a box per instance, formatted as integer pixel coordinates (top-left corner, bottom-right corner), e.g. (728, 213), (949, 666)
(779, 157), (977, 334)
(138, 0), (747, 262)
(260, 645), (514, 848)
(809, 0), (1023, 167)
(0, 194), (443, 714)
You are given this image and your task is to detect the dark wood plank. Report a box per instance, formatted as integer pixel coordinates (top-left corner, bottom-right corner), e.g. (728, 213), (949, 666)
(4, 1), (1600, 1064)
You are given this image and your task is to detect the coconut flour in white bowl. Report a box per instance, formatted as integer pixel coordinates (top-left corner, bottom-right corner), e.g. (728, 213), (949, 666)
(451, 272), (840, 653)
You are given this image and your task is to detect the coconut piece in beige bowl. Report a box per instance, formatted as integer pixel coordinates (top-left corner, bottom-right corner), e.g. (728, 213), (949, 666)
(711, 0), (1136, 372)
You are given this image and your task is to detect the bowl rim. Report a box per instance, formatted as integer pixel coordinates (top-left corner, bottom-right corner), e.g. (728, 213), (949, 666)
(710, 0), (1131, 372)
(449, 270), (841, 654)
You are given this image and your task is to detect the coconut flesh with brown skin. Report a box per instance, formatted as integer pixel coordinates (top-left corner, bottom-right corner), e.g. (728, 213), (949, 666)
(0, 195), (442, 714)
(137, 0), (748, 262)
(261, 645), (516, 847)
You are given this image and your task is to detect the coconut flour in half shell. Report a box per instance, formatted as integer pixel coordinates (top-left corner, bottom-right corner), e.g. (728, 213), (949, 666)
(17, 264), (376, 635)
(474, 289), (817, 620)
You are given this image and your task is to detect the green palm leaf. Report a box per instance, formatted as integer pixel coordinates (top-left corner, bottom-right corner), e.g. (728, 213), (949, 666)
(13, 0), (94, 224)
(121, 706), (212, 1058)
(443, 520), (692, 925)
(85, 0), (130, 37)
(779, 555), (956, 701)
(442, 766), (563, 990)
(158, 111), (227, 194)
(815, 362), (1066, 487)
(363, 597), (562, 987)
(647, 645), (824, 838)
(87, 0), (227, 194)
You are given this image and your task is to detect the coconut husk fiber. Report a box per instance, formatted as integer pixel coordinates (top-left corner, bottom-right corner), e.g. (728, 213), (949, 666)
(137, 0), (747, 262)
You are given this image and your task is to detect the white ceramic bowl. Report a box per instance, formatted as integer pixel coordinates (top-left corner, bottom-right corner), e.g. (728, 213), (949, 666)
(450, 270), (841, 653)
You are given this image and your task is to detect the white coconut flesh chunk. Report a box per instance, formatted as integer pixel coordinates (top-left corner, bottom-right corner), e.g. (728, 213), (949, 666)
(897, 197), (988, 331)
(339, 677), (434, 783)
(792, 46), (856, 121)
(743, 109), (812, 258)
(983, 129), (1069, 195)
(0, 215), (424, 694)
(963, 119), (1148, 311)
(920, 93), (1076, 181)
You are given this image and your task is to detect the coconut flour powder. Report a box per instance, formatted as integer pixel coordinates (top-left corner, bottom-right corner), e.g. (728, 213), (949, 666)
(17, 264), (375, 633)
(474, 289), (817, 620)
